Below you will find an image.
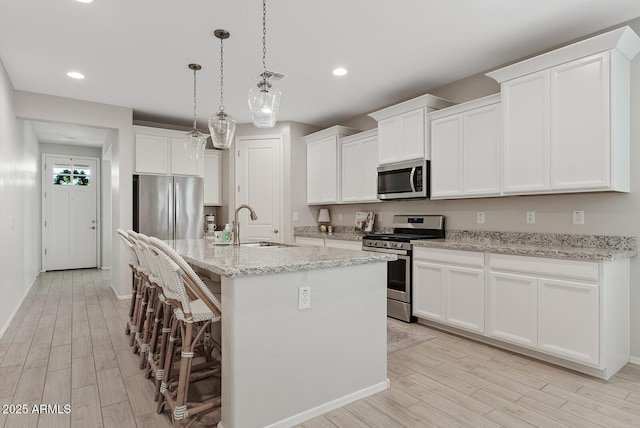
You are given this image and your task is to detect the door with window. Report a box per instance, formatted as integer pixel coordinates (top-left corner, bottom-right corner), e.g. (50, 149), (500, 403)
(44, 156), (98, 270)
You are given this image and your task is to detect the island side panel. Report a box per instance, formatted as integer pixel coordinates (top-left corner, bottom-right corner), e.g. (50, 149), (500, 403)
(220, 262), (388, 428)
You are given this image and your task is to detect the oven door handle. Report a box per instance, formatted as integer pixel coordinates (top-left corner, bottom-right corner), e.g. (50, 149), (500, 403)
(409, 167), (416, 193)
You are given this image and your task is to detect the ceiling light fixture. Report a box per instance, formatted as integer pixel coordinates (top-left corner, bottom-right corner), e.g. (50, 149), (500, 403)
(248, 0), (281, 128)
(67, 71), (85, 79)
(209, 29), (236, 150)
(184, 63), (207, 160)
(332, 67), (348, 76)
(76, 0), (93, 3)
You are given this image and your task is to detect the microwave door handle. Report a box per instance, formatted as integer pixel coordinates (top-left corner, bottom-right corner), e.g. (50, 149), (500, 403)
(409, 167), (416, 192)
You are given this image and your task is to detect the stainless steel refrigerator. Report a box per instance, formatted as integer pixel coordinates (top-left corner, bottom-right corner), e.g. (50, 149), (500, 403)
(133, 175), (204, 240)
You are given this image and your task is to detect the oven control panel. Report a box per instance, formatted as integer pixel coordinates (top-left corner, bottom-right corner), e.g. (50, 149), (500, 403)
(363, 239), (412, 252)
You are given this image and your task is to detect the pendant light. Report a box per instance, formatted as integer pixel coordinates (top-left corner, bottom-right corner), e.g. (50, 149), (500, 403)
(184, 63), (207, 159)
(248, 0), (281, 128)
(209, 29), (236, 149)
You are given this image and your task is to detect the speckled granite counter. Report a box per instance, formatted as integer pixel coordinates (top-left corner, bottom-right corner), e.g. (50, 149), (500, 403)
(167, 238), (395, 278)
(293, 226), (392, 242)
(411, 230), (637, 261)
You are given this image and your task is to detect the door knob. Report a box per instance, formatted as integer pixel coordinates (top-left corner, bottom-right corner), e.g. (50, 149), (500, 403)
(274, 229), (279, 234)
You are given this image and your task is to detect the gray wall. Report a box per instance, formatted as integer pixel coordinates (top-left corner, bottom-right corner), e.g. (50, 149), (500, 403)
(320, 17), (640, 359)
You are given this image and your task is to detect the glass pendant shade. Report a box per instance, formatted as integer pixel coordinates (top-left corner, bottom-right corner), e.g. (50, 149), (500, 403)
(248, 80), (281, 128)
(209, 110), (236, 149)
(183, 130), (207, 159)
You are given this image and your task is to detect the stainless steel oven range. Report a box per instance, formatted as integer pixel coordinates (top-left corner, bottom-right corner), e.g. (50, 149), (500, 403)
(362, 215), (445, 322)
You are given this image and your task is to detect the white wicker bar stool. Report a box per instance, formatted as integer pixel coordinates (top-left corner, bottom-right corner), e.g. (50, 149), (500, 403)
(116, 229), (142, 337)
(127, 230), (160, 369)
(124, 230), (153, 349)
(148, 237), (222, 428)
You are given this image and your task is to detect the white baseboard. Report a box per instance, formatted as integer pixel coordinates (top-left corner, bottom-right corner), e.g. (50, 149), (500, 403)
(629, 356), (640, 365)
(262, 379), (390, 428)
(109, 282), (132, 300)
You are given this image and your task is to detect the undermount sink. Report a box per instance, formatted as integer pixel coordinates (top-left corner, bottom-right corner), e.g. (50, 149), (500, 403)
(240, 242), (294, 248)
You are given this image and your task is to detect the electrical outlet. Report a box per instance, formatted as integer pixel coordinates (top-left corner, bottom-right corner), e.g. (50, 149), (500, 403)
(526, 211), (535, 224)
(298, 286), (311, 309)
(293, 212), (299, 222)
(573, 210), (584, 225)
(477, 212), (485, 224)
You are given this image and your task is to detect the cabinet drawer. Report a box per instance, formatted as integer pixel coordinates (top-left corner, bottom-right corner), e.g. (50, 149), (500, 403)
(489, 253), (599, 282)
(414, 247), (484, 268)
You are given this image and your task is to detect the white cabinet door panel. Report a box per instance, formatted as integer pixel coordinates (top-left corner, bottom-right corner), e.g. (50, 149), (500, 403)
(445, 266), (485, 333)
(464, 104), (501, 195)
(135, 133), (168, 174)
(413, 261), (445, 322)
(538, 277), (599, 365)
(487, 271), (538, 348)
(360, 135), (379, 201)
(502, 70), (550, 193)
(551, 52), (610, 190)
(204, 150), (222, 206)
(306, 141), (324, 204)
(340, 141), (362, 202)
(401, 108), (426, 161)
(431, 115), (463, 198)
(170, 137), (201, 176)
(378, 117), (400, 165)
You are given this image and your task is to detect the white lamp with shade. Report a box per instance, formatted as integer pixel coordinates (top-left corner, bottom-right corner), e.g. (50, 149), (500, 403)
(317, 208), (331, 233)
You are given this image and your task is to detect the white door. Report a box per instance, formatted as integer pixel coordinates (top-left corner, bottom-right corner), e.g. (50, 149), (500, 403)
(44, 156), (98, 270)
(236, 137), (282, 243)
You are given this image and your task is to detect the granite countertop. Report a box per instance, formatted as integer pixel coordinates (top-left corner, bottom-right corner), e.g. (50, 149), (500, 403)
(168, 239), (396, 278)
(411, 230), (638, 261)
(293, 225), (393, 242)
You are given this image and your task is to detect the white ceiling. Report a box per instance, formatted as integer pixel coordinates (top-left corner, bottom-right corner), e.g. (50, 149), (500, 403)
(2, 0), (640, 143)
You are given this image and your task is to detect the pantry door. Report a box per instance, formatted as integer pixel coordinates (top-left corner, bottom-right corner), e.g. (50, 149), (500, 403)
(236, 136), (282, 243)
(43, 155), (99, 271)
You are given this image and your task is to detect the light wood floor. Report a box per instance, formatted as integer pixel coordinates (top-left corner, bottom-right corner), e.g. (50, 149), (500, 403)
(2, 269), (640, 428)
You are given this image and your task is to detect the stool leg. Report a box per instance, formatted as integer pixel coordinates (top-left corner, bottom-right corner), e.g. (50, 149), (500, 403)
(145, 297), (164, 379)
(158, 315), (179, 414)
(154, 302), (172, 402)
(171, 321), (194, 428)
(139, 286), (157, 370)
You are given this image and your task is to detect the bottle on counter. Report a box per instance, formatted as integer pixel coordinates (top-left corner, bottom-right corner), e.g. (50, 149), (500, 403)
(222, 224), (233, 243)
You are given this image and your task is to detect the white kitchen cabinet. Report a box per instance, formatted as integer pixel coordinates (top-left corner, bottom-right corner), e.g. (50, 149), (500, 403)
(294, 236), (325, 247)
(134, 126), (204, 177)
(305, 126), (360, 205)
(487, 270), (538, 348)
(340, 129), (379, 203)
(325, 239), (362, 251)
(486, 253), (629, 377)
(538, 277), (599, 365)
(135, 132), (168, 175)
(203, 149), (222, 206)
(430, 94), (501, 199)
(368, 94), (454, 165)
(487, 26), (640, 195)
(413, 247), (484, 334)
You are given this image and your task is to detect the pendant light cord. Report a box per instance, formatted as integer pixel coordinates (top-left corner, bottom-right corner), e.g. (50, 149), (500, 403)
(192, 67), (198, 131)
(219, 36), (225, 112)
(262, 0), (267, 82)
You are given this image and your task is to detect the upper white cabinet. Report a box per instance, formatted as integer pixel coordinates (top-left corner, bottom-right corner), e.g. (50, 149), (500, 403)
(134, 126), (205, 177)
(203, 149), (222, 206)
(304, 126), (360, 205)
(430, 94), (501, 199)
(368, 94), (454, 165)
(340, 129), (379, 203)
(487, 26), (640, 195)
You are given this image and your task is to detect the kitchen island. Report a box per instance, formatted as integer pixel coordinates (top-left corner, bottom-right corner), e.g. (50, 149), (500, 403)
(168, 239), (395, 428)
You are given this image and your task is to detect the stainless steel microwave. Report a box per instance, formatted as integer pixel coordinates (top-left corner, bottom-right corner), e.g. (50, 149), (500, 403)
(377, 159), (430, 200)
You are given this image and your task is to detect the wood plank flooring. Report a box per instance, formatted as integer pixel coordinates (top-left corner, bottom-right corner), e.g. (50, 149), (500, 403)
(1, 269), (640, 427)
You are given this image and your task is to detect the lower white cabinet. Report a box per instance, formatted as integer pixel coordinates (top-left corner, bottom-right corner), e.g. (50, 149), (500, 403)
(294, 236), (325, 247)
(537, 277), (599, 365)
(414, 248), (630, 379)
(294, 236), (364, 251)
(413, 248), (484, 334)
(487, 271), (538, 348)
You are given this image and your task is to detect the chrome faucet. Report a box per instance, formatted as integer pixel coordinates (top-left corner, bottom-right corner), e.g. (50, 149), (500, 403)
(233, 204), (259, 245)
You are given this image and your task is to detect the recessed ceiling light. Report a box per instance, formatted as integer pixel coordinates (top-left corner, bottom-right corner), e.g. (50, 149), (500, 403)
(76, 0), (93, 3)
(67, 71), (85, 80)
(332, 67), (348, 76)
